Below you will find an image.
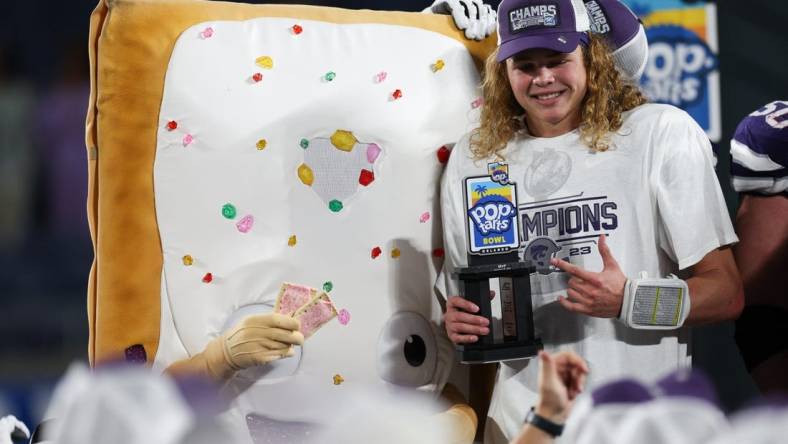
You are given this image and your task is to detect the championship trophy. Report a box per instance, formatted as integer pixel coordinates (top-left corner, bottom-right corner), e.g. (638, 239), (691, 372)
(453, 162), (542, 363)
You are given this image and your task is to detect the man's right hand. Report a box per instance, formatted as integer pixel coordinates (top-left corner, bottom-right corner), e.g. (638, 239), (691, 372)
(444, 295), (490, 344)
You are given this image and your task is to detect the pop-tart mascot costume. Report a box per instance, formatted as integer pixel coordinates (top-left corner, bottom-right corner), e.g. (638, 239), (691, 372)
(82, 0), (645, 442)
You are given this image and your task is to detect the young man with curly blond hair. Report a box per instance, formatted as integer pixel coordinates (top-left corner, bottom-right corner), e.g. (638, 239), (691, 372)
(437, 0), (743, 442)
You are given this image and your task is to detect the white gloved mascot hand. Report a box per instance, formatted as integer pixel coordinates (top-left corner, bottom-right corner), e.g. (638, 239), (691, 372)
(0, 415), (30, 444)
(424, 0), (497, 41)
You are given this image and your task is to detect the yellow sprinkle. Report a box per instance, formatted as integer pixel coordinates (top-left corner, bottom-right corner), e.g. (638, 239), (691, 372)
(288, 235), (297, 246)
(330, 130), (357, 152)
(391, 248), (401, 258)
(255, 56), (274, 69)
(256, 139), (267, 150)
(333, 374), (345, 385)
(297, 163), (314, 186)
(432, 59), (445, 72)
(182, 255), (194, 266)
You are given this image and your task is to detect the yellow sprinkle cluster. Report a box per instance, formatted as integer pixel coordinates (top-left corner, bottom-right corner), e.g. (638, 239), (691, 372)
(298, 164), (314, 186)
(330, 130), (357, 152)
(255, 56), (274, 69)
(432, 59), (445, 72)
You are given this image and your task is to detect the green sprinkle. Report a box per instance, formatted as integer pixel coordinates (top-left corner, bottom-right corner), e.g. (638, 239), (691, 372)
(222, 203), (237, 219)
(323, 281), (333, 292)
(300, 138), (309, 149)
(325, 71), (336, 81)
(328, 199), (343, 213)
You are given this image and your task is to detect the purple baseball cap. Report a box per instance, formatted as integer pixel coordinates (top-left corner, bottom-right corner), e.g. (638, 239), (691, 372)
(584, 0), (648, 79)
(496, 0), (591, 62)
(585, 0), (640, 51)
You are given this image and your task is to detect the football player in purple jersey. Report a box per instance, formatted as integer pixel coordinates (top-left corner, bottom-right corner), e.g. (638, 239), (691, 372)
(730, 100), (788, 394)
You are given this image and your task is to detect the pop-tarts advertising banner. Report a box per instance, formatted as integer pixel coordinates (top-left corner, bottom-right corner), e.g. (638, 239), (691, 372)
(623, 0), (721, 142)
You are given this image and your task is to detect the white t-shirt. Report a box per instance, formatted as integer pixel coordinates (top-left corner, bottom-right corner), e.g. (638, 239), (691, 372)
(436, 103), (737, 443)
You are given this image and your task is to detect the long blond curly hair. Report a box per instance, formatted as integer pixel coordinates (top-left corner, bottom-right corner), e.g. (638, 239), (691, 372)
(470, 33), (647, 159)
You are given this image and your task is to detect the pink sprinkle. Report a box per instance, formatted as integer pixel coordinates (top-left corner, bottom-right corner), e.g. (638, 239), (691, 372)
(366, 144), (381, 163)
(471, 97), (484, 109)
(338, 309), (351, 325)
(419, 212), (430, 223)
(182, 134), (193, 147)
(236, 214), (254, 233)
(200, 27), (214, 39)
(375, 71), (387, 83)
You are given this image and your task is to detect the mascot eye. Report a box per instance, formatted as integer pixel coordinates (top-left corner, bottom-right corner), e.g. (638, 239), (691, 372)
(376, 311), (437, 387)
(403, 335), (427, 367)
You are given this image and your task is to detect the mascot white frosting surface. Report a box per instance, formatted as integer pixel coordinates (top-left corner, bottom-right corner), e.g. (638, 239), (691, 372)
(150, 16), (481, 442)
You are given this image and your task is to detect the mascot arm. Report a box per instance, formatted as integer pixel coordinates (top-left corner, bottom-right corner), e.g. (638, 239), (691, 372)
(165, 313), (304, 382)
(428, 383), (478, 444)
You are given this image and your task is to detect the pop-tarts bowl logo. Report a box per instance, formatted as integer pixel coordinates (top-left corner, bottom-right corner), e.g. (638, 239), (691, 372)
(465, 176), (521, 255)
(509, 3), (560, 33)
(468, 198), (516, 235)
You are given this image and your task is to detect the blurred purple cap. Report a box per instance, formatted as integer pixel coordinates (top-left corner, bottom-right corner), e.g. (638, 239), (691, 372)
(592, 378), (655, 406)
(656, 368), (720, 406)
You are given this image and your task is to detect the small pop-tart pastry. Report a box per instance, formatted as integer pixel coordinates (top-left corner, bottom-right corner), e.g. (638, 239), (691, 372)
(274, 282), (317, 316)
(293, 292), (338, 338)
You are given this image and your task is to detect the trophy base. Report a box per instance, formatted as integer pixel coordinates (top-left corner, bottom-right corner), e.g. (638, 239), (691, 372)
(457, 339), (543, 364)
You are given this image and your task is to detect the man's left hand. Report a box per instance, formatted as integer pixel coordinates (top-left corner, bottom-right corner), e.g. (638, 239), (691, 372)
(551, 235), (627, 318)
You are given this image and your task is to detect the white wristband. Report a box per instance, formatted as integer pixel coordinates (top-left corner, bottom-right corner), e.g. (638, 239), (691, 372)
(618, 272), (690, 329)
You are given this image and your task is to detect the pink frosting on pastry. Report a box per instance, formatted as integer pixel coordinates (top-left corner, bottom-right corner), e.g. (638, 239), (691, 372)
(276, 284), (312, 316)
(296, 298), (337, 337)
